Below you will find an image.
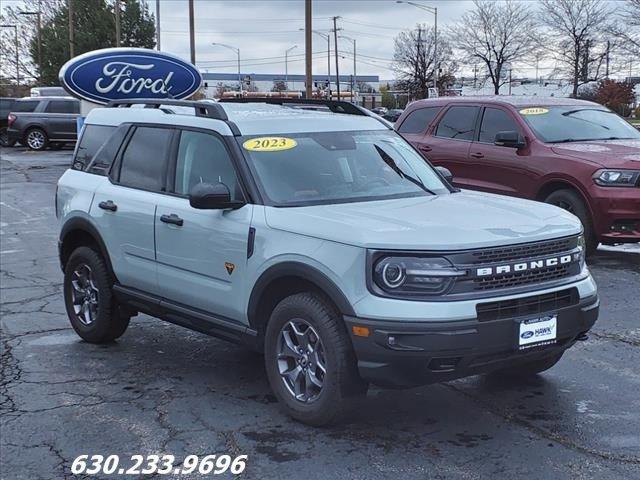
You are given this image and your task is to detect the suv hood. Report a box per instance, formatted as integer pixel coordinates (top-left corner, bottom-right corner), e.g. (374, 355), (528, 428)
(264, 191), (581, 250)
(551, 139), (640, 168)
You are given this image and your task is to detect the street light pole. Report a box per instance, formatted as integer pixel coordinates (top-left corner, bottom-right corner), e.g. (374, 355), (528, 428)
(285, 45), (297, 90)
(339, 35), (356, 101)
(299, 29), (331, 84)
(0, 24), (19, 87)
(397, 1), (438, 92)
(212, 43), (241, 95)
(155, 0), (161, 50)
(19, 11), (42, 82)
(331, 16), (341, 99)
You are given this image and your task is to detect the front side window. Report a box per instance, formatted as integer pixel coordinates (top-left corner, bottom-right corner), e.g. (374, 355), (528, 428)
(397, 107), (441, 134)
(12, 100), (39, 112)
(118, 126), (173, 191)
(240, 130), (450, 207)
(435, 106), (479, 141)
(45, 100), (79, 114)
(174, 130), (241, 199)
(519, 106), (640, 143)
(479, 108), (520, 143)
(73, 125), (116, 171)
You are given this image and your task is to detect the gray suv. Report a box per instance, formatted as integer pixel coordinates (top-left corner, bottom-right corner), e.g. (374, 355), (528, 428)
(7, 96), (80, 150)
(57, 98), (599, 426)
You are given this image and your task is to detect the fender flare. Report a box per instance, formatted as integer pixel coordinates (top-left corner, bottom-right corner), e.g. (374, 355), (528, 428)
(59, 216), (115, 278)
(247, 262), (356, 327)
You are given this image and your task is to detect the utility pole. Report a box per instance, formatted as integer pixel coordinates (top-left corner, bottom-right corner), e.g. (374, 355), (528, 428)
(155, 0), (161, 50)
(508, 69), (513, 95)
(188, 0), (196, 65)
(473, 64), (477, 89)
(535, 52), (541, 85)
(417, 26), (422, 99)
(605, 40), (610, 79)
(115, 0), (121, 47)
(0, 24), (19, 87)
(332, 16), (341, 99)
(397, 1), (437, 90)
(68, 0), (74, 57)
(305, 0), (312, 99)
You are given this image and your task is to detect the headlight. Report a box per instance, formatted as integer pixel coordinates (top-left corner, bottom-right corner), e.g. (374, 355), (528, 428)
(593, 169), (639, 187)
(373, 256), (464, 296)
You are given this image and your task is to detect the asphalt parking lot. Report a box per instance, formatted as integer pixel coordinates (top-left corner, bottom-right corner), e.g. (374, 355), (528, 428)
(1, 146), (639, 480)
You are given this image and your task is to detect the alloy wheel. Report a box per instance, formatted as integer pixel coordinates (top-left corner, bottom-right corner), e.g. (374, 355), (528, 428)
(70, 264), (100, 326)
(277, 319), (326, 403)
(27, 130), (45, 150)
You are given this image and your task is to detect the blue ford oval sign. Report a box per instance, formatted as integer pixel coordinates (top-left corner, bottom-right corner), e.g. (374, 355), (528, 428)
(59, 48), (202, 104)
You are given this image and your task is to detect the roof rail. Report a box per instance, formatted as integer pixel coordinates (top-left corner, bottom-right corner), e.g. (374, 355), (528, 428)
(106, 99), (229, 121)
(219, 97), (392, 129)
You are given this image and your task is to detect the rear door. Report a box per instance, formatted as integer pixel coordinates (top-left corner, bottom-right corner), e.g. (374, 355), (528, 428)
(44, 99), (80, 139)
(422, 105), (479, 185)
(155, 129), (252, 322)
(90, 125), (175, 295)
(466, 106), (532, 196)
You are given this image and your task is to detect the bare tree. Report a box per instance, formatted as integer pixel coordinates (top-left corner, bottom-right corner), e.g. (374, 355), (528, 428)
(539, 0), (611, 98)
(392, 25), (456, 100)
(449, 0), (537, 95)
(608, 0), (640, 57)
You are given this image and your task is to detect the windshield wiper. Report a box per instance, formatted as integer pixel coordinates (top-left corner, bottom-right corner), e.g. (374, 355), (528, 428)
(373, 145), (436, 195)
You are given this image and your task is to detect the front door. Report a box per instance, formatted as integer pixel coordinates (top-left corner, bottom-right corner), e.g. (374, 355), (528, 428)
(155, 129), (252, 322)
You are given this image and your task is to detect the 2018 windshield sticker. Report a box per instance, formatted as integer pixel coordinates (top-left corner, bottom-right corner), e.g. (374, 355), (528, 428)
(243, 137), (297, 152)
(519, 107), (549, 115)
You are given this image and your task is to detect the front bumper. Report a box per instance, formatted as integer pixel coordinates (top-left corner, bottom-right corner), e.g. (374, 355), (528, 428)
(345, 293), (599, 388)
(588, 185), (640, 243)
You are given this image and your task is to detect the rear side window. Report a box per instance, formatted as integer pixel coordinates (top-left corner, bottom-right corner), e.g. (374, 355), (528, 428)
(45, 100), (79, 114)
(397, 107), (441, 134)
(479, 108), (520, 143)
(73, 125), (116, 171)
(12, 100), (39, 112)
(87, 125), (130, 175)
(435, 106), (479, 141)
(0, 98), (15, 116)
(118, 126), (173, 191)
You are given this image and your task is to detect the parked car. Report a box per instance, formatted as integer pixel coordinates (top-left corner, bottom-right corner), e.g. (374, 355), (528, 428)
(383, 108), (404, 123)
(370, 106), (388, 116)
(57, 98), (597, 426)
(395, 97), (640, 252)
(0, 97), (17, 147)
(7, 96), (80, 151)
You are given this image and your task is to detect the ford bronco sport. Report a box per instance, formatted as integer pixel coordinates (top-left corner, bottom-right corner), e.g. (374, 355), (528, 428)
(57, 98), (599, 426)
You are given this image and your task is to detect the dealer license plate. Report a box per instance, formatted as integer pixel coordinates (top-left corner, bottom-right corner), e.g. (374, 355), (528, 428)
(518, 315), (557, 350)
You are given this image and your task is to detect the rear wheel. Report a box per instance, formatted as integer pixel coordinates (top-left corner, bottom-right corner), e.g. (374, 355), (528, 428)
(63, 246), (130, 343)
(24, 127), (49, 151)
(0, 127), (16, 147)
(264, 292), (367, 426)
(545, 189), (597, 254)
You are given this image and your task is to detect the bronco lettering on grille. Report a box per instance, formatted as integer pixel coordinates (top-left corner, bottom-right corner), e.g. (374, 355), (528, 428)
(476, 254), (575, 277)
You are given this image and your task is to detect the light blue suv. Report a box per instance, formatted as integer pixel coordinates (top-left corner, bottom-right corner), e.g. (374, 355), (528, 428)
(57, 98), (599, 426)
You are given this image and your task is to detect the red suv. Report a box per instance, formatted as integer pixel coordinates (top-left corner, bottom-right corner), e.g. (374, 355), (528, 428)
(395, 97), (640, 252)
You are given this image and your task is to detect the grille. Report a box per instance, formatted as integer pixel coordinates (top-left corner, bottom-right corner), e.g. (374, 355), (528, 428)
(476, 288), (578, 322)
(471, 237), (574, 263)
(473, 264), (573, 291)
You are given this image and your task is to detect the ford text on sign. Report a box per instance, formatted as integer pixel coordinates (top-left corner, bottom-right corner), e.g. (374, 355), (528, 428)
(59, 48), (202, 105)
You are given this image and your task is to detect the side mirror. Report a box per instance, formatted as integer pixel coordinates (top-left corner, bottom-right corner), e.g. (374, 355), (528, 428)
(189, 182), (244, 210)
(495, 131), (526, 149)
(435, 166), (453, 183)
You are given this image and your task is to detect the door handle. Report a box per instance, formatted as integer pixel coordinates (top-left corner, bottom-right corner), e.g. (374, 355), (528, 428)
(98, 200), (117, 212)
(419, 145), (432, 152)
(470, 152), (485, 159)
(160, 213), (184, 226)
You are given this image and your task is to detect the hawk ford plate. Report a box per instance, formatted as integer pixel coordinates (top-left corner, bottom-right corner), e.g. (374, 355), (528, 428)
(519, 315), (557, 350)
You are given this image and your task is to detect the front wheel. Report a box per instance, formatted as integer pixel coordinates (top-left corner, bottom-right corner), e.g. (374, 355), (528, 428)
(264, 293), (367, 426)
(25, 128), (49, 151)
(63, 246), (130, 343)
(545, 189), (598, 254)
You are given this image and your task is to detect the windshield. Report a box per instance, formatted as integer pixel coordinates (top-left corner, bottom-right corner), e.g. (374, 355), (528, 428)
(519, 106), (640, 143)
(240, 130), (450, 207)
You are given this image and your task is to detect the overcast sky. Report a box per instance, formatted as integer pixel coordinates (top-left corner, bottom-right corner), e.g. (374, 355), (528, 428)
(2, 0), (636, 80)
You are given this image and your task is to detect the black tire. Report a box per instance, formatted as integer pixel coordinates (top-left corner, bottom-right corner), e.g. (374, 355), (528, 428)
(264, 292), (367, 426)
(24, 127), (49, 151)
(492, 352), (563, 378)
(63, 246), (130, 343)
(0, 127), (16, 147)
(544, 189), (598, 254)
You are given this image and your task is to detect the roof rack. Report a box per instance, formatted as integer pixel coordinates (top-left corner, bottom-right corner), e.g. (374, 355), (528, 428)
(106, 99), (229, 121)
